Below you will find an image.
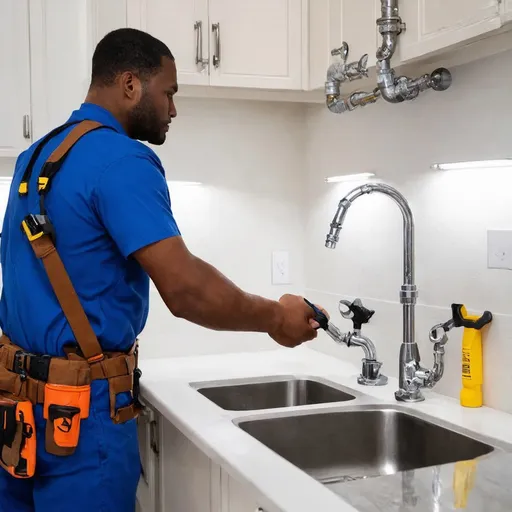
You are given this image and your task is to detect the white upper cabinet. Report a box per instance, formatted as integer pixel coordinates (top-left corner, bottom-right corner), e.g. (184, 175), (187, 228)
(89, 0), (129, 47)
(0, 0), (31, 157)
(140, 0), (210, 86)
(308, 0), (379, 91)
(208, 0), (303, 89)
(29, 0), (93, 138)
(338, 0), (379, 69)
(399, 0), (502, 62)
(139, 0), (303, 90)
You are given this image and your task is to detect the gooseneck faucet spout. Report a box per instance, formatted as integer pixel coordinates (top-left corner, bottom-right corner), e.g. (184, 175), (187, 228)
(326, 183), (440, 402)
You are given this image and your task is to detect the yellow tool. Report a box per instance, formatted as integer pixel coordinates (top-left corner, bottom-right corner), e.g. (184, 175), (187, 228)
(452, 305), (492, 408)
(429, 304), (492, 408)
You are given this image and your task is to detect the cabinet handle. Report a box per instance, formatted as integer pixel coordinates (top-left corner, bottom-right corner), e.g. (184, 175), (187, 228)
(194, 21), (208, 68)
(149, 420), (159, 456)
(23, 115), (31, 139)
(212, 22), (221, 68)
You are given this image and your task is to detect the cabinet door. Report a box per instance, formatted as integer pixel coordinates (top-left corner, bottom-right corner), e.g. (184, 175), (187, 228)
(141, 0), (210, 86)
(221, 470), (263, 512)
(208, 0), (302, 90)
(308, 0), (379, 90)
(29, 0), (93, 139)
(0, 0), (31, 157)
(338, 0), (379, 69)
(399, 0), (502, 62)
(160, 418), (213, 512)
(503, 0), (512, 22)
(89, 0), (128, 48)
(136, 405), (160, 512)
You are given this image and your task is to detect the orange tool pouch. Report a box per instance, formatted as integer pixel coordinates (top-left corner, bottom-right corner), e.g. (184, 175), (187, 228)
(0, 121), (143, 471)
(0, 395), (36, 479)
(43, 384), (90, 456)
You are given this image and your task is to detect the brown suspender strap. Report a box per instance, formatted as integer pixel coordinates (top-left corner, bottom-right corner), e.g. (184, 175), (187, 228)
(26, 121), (105, 363)
(46, 120), (102, 163)
(29, 231), (104, 363)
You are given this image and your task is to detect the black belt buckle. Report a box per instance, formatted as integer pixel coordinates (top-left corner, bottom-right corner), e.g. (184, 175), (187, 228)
(13, 351), (28, 381)
(13, 350), (51, 382)
(28, 354), (51, 382)
(133, 368), (142, 408)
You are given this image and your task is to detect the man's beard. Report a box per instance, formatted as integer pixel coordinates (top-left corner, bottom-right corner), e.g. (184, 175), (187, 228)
(126, 91), (166, 145)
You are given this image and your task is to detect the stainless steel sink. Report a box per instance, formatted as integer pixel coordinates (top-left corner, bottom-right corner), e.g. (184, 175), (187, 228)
(194, 377), (356, 411)
(236, 406), (496, 483)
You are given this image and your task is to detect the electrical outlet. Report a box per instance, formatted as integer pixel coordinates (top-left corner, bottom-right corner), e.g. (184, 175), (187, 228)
(271, 251), (291, 284)
(487, 230), (512, 270)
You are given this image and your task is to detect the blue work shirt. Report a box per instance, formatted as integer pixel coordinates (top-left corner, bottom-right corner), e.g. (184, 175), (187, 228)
(0, 103), (181, 356)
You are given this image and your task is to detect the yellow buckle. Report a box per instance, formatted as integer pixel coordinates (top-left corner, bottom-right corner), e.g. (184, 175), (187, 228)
(21, 220), (43, 242)
(18, 182), (28, 195)
(38, 177), (49, 191)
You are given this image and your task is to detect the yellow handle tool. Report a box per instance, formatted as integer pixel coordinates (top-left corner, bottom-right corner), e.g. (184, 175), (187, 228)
(451, 304), (492, 408)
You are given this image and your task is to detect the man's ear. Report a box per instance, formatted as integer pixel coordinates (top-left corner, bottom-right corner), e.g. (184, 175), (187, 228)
(120, 71), (142, 102)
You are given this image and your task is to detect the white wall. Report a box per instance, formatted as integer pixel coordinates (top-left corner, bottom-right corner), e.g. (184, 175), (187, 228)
(140, 98), (307, 358)
(0, 160), (15, 178)
(304, 49), (512, 413)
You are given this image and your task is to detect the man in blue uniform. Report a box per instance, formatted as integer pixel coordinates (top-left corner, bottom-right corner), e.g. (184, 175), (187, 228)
(0, 28), (325, 511)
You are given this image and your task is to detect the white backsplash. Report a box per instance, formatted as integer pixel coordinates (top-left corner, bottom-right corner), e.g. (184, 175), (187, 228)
(304, 49), (512, 413)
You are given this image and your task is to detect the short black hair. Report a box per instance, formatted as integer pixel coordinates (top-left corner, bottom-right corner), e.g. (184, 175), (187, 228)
(91, 28), (174, 86)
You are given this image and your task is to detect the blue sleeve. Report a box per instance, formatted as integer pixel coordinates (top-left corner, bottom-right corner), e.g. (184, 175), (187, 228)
(93, 153), (181, 258)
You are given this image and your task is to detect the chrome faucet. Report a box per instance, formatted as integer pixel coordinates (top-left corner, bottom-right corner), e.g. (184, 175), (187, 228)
(325, 183), (447, 402)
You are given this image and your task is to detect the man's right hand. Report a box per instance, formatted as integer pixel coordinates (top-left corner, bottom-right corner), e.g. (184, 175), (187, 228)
(269, 294), (327, 348)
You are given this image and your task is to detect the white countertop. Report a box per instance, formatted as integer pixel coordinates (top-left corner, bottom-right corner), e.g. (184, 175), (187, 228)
(139, 346), (512, 512)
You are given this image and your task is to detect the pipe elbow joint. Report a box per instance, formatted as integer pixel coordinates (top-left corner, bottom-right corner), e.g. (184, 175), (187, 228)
(326, 95), (350, 114)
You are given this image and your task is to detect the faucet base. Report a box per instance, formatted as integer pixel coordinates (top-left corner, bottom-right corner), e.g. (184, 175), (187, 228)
(358, 374), (388, 386)
(358, 359), (388, 386)
(394, 389), (425, 402)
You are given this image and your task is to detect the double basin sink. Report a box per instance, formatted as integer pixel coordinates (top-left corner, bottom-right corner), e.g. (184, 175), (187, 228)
(192, 376), (502, 487)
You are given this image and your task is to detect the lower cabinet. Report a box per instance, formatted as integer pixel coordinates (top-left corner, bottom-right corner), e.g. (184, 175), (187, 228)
(137, 408), (268, 512)
(220, 469), (262, 512)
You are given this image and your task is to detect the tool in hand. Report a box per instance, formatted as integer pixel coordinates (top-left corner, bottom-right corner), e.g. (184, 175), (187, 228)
(304, 298), (346, 342)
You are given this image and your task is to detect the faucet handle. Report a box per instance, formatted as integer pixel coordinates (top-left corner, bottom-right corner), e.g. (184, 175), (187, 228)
(339, 299), (375, 330)
(331, 42), (349, 63)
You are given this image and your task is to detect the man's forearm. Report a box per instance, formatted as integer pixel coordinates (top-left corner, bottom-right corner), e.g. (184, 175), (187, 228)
(136, 237), (283, 333)
(135, 236), (320, 347)
(161, 254), (282, 332)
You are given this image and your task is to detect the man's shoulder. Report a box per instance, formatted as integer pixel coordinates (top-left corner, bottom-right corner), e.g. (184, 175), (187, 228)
(81, 129), (164, 173)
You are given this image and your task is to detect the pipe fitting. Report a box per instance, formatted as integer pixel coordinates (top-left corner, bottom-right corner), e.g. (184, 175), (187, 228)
(325, 0), (451, 113)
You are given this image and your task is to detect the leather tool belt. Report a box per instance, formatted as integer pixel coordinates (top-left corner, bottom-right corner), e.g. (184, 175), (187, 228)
(0, 121), (143, 477)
